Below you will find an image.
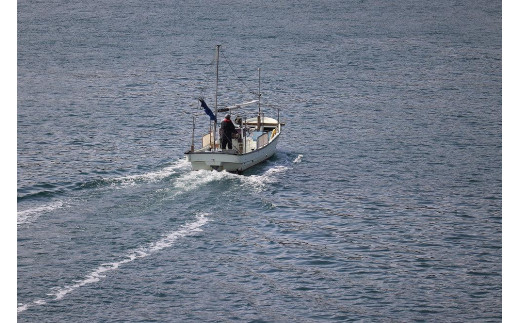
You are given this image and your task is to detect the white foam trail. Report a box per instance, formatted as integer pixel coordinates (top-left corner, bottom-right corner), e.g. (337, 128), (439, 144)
(105, 159), (190, 188)
(171, 169), (237, 195)
(17, 201), (65, 225)
(246, 165), (289, 191)
(17, 213), (209, 314)
(168, 164), (291, 197)
(164, 153), (303, 196)
(173, 169), (247, 195)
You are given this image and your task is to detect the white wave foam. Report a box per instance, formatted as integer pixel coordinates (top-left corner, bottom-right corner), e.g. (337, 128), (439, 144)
(293, 154), (303, 163)
(17, 304), (28, 313)
(246, 165), (289, 190)
(168, 163), (291, 197)
(17, 213), (209, 314)
(17, 201), (65, 225)
(171, 169), (238, 195)
(163, 154), (300, 197)
(105, 159), (191, 188)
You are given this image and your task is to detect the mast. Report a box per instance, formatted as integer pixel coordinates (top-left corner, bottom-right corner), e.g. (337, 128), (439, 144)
(191, 115), (195, 152)
(214, 45), (221, 150)
(257, 67), (261, 131)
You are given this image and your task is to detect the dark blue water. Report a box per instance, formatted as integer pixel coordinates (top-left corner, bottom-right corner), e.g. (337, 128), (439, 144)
(18, 0), (501, 321)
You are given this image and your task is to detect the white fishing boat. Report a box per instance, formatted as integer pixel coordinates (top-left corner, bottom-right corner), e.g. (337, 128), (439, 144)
(185, 45), (283, 174)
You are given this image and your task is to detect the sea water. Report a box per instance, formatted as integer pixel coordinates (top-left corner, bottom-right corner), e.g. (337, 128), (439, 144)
(18, 0), (501, 321)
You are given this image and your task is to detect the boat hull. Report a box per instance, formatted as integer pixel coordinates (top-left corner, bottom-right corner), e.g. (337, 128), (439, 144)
(186, 135), (279, 172)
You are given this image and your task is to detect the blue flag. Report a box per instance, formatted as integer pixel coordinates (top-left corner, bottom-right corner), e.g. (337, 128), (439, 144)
(199, 98), (216, 121)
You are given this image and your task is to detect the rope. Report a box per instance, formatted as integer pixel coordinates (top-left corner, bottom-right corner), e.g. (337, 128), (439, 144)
(196, 55), (217, 100)
(220, 50), (285, 111)
(220, 51), (258, 97)
(196, 48), (286, 112)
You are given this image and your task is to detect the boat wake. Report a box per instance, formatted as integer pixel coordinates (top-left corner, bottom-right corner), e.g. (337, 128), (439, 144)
(165, 151), (303, 197)
(17, 160), (191, 226)
(17, 153), (303, 313)
(17, 201), (67, 226)
(101, 159), (191, 189)
(17, 212), (210, 314)
(168, 153), (302, 197)
(17, 154), (302, 227)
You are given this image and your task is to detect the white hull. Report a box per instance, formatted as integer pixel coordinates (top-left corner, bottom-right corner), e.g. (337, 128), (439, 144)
(186, 134), (279, 173)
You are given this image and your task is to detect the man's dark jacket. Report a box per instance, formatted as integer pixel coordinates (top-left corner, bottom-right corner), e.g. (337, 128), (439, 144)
(221, 118), (236, 140)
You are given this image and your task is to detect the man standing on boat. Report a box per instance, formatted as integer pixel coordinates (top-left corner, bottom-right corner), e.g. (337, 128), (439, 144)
(220, 114), (237, 150)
